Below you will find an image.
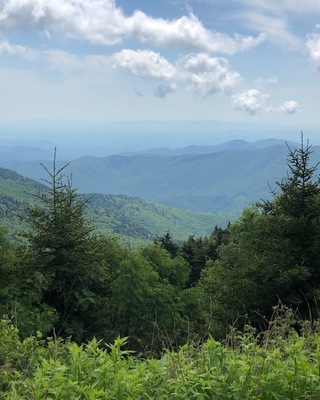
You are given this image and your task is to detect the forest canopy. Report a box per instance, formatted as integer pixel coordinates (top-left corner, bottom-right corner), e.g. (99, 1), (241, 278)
(0, 137), (320, 352)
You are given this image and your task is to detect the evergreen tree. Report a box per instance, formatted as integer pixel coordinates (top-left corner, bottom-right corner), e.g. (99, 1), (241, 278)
(258, 136), (320, 272)
(154, 231), (179, 258)
(18, 150), (110, 340)
(181, 227), (230, 288)
(200, 136), (320, 336)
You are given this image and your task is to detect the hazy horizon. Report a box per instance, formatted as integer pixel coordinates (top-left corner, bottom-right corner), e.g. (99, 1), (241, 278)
(0, 119), (317, 160)
(1, 1), (319, 159)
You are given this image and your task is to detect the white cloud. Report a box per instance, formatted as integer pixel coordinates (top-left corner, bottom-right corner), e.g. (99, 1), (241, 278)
(218, 0), (313, 50)
(125, 10), (265, 54)
(110, 49), (177, 80)
(180, 53), (241, 97)
(278, 100), (300, 114)
(178, 0), (320, 50)
(0, 0), (265, 53)
(238, 0), (320, 15)
(307, 27), (320, 71)
(0, 0), (126, 45)
(240, 12), (302, 50)
(154, 82), (177, 98)
(232, 89), (270, 115)
(43, 48), (242, 99)
(0, 40), (36, 59)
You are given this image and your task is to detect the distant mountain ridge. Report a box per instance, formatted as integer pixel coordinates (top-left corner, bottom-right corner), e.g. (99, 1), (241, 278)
(119, 139), (299, 156)
(1, 139), (318, 213)
(0, 145), (53, 161)
(0, 137), (299, 161)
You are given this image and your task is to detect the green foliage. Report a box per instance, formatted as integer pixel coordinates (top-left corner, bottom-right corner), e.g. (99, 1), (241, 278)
(0, 168), (45, 236)
(3, 136), (320, 379)
(200, 137), (320, 336)
(13, 153), (113, 341)
(141, 244), (190, 288)
(0, 165), (236, 243)
(180, 226), (230, 287)
(86, 193), (235, 243)
(105, 247), (187, 352)
(154, 231), (179, 258)
(2, 309), (320, 399)
(0, 156), (228, 349)
(1, 160), (203, 349)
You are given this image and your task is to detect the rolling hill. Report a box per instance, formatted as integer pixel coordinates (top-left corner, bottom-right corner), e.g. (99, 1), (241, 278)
(2, 141), (318, 212)
(0, 167), (236, 243)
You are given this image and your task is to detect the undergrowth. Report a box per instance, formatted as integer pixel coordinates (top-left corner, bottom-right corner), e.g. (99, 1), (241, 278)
(1, 305), (320, 399)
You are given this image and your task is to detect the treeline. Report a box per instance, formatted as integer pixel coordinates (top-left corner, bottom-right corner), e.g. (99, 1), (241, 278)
(1, 139), (320, 354)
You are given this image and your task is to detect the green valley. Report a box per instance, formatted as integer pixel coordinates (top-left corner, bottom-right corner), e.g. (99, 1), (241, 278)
(0, 167), (236, 243)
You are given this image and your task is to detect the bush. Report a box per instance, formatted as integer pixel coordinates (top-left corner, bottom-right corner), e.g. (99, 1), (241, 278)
(2, 307), (320, 399)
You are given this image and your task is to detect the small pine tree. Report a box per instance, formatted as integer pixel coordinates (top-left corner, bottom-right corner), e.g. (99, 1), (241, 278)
(154, 231), (179, 257)
(19, 150), (109, 340)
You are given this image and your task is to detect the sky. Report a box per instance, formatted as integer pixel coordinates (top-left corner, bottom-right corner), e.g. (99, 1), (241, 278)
(1, 0), (320, 138)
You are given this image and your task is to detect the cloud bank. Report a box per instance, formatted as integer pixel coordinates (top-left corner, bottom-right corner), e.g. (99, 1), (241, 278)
(0, 0), (313, 120)
(0, 0), (265, 54)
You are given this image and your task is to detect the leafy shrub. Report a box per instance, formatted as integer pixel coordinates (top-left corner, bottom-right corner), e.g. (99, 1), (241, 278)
(2, 307), (320, 399)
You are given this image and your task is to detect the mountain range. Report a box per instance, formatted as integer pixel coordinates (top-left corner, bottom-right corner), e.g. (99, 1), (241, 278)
(120, 138), (299, 156)
(1, 139), (318, 213)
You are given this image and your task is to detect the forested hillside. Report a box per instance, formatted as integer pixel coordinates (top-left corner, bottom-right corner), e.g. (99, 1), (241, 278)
(0, 167), (235, 242)
(1, 139), (320, 398)
(2, 142), (320, 212)
(87, 193), (235, 243)
(0, 168), (45, 235)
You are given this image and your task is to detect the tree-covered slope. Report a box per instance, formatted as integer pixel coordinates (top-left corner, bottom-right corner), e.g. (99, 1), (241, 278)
(0, 168), (45, 233)
(3, 143), (318, 212)
(0, 167), (236, 242)
(87, 193), (235, 242)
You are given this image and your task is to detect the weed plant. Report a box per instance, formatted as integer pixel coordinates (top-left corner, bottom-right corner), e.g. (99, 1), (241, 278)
(1, 305), (320, 399)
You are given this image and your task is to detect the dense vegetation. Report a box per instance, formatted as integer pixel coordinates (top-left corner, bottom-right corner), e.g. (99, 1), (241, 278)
(0, 166), (236, 243)
(2, 307), (320, 399)
(1, 138), (320, 397)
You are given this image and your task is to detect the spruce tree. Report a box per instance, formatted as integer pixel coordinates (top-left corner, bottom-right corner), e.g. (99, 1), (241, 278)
(19, 150), (109, 340)
(258, 135), (320, 279)
(200, 136), (320, 335)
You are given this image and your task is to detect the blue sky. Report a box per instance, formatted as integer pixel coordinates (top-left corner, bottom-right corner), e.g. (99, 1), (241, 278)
(1, 0), (320, 133)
